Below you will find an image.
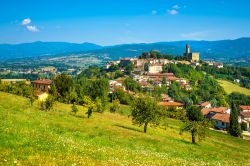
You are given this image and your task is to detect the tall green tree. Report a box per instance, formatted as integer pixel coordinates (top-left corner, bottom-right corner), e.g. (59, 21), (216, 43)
(131, 97), (160, 133)
(229, 102), (241, 137)
(180, 106), (209, 144)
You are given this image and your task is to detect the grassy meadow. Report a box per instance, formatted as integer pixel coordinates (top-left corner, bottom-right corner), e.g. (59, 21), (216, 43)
(0, 91), (249, 165)
(218, 79), (250, 96)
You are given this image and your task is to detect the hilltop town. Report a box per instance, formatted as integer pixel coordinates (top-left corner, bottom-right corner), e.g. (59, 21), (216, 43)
(1, 44), (249, 134)
(1, 44), (250, 165)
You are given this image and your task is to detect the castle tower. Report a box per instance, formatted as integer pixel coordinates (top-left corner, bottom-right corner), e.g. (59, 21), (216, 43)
(186, 44), (190, 54)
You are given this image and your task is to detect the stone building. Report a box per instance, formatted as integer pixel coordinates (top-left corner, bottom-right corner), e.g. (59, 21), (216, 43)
(184, 44), (200, 62)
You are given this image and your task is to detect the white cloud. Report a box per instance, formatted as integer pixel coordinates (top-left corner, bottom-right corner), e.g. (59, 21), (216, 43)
(22, 18), (31, 25)
(172, 5), (180, 9)
(26, 25), (39, 32)
(151, 10), (157, 15)
(168, 9), (178, 15)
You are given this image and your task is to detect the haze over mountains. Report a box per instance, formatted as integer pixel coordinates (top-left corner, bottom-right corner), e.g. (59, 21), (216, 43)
(0, 38), (250, 62)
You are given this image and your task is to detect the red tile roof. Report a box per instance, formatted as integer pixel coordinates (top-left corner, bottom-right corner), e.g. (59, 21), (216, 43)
(146, 73), (175, 77)
(240, 106), (250, 110)
(202, 107), (228, 116)
(31, 79), (52, 85)
(212, 113), (230, 123)
(159, 101), (184, 107)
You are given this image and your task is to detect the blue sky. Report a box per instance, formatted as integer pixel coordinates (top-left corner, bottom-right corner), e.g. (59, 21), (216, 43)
(1, 0), (250, 45)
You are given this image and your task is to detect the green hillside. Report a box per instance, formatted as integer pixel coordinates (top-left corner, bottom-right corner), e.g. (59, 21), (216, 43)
(218, 79), (250, 96)
(0, 92), (249, 165)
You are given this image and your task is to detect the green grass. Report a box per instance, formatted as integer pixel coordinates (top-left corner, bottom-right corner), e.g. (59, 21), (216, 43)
(218, 79), (250, 96)
(0, 92), (249, 165)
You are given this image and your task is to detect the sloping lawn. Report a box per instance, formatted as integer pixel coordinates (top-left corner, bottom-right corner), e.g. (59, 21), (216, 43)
(218, 79), (250, 96)
(0, 92), (249, 165)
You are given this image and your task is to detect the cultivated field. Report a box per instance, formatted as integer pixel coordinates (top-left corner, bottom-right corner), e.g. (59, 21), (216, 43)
(218, 79), (250, 96)
(0, 92), (249, 165)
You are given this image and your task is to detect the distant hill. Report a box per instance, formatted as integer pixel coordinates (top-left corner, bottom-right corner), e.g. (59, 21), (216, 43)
(88, 38), (250, 61)
(1, 38), (250, 62)
(0, 42), (102, 60)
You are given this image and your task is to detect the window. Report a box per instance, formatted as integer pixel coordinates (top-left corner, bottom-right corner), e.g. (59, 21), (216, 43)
(222, 122), (225, 126)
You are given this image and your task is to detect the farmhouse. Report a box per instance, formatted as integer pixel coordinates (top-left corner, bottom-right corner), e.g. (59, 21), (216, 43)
(202, 107), (231, 130)
(31, 79), (52, 92)
(212, 113), (230, 129)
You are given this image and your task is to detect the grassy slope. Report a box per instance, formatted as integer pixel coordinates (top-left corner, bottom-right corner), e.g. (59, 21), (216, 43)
(218, 79), (250, 96)
(0, 92), (249, 165)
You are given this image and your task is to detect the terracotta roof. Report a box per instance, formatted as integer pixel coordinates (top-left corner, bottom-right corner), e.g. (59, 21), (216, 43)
(240, 106), (250, 110)
(200, 102), (210, 107)
(146, 73), (174, 77)
(159, 101), (184, 107)
(31, 79), (52, 85)
(212, 113), (230, 123)
(167, 76), (177, 81)
(240, 111), (250, 118)
(202, 107), (228, 116)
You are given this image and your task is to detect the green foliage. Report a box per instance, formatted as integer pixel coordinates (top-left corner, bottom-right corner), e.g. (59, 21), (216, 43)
(131, 97), (160, 133)
(78, 66), (102, 78)
(124, 63), (134, 75)
(123, 77), (141, 92)
(83, 96), (96, 118)
(71, 103), (79, 114)
(198, 63), (250, 89)
(163, 107), (186, 120)
(229, 102), (241, 137)
(228, 92), (250, 107)
(110, 99), (120, 113)
(53, 73), (74, 101)
(110, 88), (133, 105)
(0, 81), (33, 98)
(180, 106), (209, 144)
(40, 95), (55, 111)
(95, 97), (105, 113)
(139, 50), (184, 60)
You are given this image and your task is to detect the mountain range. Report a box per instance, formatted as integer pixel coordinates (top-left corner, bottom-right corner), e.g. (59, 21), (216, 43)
(0, 38), (250, 62)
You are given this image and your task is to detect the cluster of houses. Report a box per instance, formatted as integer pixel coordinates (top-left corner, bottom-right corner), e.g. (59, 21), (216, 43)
(199, 102), (250, 131)
(203, 61), (224, 68)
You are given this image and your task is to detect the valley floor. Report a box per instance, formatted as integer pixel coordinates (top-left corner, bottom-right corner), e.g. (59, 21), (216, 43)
(0, 92), (249, 165)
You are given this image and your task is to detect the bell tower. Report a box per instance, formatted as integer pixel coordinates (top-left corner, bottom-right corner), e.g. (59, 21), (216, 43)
(186, 44), (190, 54)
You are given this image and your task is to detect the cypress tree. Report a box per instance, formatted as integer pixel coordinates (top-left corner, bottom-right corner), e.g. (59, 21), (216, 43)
(229, 102), (241, 137)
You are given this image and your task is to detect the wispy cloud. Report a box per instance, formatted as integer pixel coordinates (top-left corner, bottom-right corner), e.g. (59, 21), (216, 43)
(172, 5), (180, 9)
(26, 25), (39, 32)
(22, 18), (31, 25)
(151, 10), (157, 15)
(21, 18), (40, 32)
(168, 9), (178, 15)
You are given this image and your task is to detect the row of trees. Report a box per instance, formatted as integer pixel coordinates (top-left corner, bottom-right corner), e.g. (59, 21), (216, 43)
(139, 50), (185, 61)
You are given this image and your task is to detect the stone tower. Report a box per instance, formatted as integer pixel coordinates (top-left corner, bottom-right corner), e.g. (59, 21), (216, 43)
(186, 44), (190, 54)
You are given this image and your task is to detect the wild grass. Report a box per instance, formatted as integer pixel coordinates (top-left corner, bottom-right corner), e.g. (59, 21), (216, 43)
(0, 92), (249, 165)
